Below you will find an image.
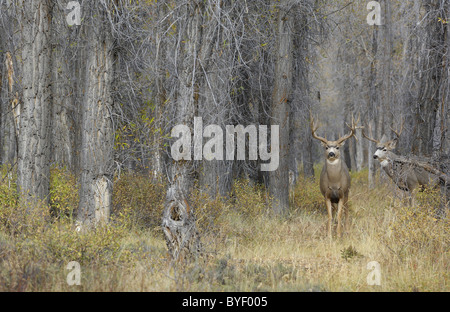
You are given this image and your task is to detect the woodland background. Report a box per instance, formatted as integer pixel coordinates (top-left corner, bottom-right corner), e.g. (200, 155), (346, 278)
(0, 0), (448, 291)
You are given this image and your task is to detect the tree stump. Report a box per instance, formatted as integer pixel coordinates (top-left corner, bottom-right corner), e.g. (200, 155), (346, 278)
(162, 184), (201, 262)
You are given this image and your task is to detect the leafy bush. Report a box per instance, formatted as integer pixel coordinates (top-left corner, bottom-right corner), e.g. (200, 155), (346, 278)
(49, 166), (79, 220)
(350, 167), (369, 187)
(290, 175), (323, 213)
(17, 213), (137, 266)
(381, 188), (449, 259)
(113, 173), (166, 229)
(189, 186), (230, 236)
(0, 166), (19, 233)
(229, 179), (268, 218)
(0, 166), (141, 269)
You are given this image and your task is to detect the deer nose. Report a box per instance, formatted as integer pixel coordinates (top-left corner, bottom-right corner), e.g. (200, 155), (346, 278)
(373, 155), (378, 159)
(328, 152), (335, 157)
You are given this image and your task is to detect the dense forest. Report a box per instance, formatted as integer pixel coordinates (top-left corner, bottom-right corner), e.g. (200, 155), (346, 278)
(0, 0), (448, 292)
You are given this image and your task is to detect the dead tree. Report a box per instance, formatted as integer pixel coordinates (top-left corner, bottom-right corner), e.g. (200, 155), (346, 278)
(162, 180), (201, 262)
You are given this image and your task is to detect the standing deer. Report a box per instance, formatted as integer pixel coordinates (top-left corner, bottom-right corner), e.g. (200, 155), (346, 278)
(362, 121), (437, 204)
(310, 115), (359, 238)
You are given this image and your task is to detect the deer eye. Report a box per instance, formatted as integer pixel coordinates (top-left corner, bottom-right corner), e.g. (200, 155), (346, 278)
(325, 146), (329, 150)
(336, 147), (339, 150)
(383, 148), (387, 152)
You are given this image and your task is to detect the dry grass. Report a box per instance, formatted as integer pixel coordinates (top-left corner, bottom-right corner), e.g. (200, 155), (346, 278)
(0, 167), (448, 291)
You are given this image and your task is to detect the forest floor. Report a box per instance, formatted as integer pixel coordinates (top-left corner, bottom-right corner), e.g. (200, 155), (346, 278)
(0, 167), (448, 291)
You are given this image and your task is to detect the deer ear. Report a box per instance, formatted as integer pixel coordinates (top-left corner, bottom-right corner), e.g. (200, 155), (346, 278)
(387, 138), (398, 149)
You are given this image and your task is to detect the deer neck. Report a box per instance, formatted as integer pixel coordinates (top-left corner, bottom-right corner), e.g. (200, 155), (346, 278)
(325, 158), (343, 183)
(380, 152), (394, 170)
(382, 162), (394, 179)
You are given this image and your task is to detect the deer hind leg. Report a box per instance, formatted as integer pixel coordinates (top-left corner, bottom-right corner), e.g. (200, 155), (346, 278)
(326, 199), (333, 238)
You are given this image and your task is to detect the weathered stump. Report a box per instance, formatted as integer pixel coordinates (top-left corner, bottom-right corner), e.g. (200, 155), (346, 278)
(162, 184), (201, 262)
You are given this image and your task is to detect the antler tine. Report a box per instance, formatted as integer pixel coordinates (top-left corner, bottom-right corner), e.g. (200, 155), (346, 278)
(390, 117), (404, 139)
(362, 129), (379, 144)
(359, 117), (379, 144)
(309, 111), (329, 145)
(336, 114), (358, 145)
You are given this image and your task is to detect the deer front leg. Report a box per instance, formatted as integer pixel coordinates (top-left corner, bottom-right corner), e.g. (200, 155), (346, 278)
(336, 199), (344, 238)
(325, 198), (333, 238)
(344, 203), (349, 234)
(343, 196), (349, 234)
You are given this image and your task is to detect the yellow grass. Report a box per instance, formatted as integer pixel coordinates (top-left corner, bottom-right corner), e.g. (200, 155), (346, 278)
(0, 168), (448, 291)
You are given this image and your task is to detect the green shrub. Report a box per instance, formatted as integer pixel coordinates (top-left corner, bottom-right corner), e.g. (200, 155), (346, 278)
(49, 166), (79, 220)
(189, 186), (230, 236)
(17, 214), (137, 266)
(381, 188), (449, 259)
(0, 166), (19, 233)
(0, 166), (141, 268)
(290, 175), (323, 213)
(229, 179), (268, 218)
(113, 173), (166, 229)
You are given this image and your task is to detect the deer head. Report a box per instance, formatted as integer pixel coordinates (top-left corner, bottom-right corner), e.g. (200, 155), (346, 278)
(362, 119), (404, 167)
(310, 113), (359, 163)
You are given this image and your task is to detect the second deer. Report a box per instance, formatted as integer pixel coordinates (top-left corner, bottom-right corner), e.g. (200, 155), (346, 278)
(362, 121), (438, 205)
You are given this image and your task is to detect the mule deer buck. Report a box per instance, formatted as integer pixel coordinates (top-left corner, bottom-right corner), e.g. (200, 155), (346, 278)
(362, 121), (438, 205)
(310, 114), (359, 238)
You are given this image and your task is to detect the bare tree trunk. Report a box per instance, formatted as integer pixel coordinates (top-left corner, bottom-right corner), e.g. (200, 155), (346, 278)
(355, 128), (364, 171)
(1, 54), (17, 165)
(51, 2), (74, 169)
(412, 0), (446, 156)
(368, 25), (379, 189)
(270, 1), (293, 215)
(17, 0), (52, 205)
(292, 8), (313, 179)
(368, 120), (376, 189)
(0, 5), (18, 166)
(77, 8), (114, 227)
(152, 3), (168, 182)
(162, 2), (203, 260)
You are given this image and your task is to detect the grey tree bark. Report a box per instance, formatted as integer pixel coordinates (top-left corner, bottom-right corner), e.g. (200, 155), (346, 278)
(162, 1), (203, 260)
(270, 1), (293, 215)
(368, 25), (379, 189)
(51, 2), (75, 169)
(17, 0), (52, 205)
(77, 7), (114, 227)
(0, 3), (18, 166)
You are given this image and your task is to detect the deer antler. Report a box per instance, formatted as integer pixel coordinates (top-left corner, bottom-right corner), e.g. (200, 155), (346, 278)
(361, 118), (379, 144)
(310, 112), (329, 145)
(362, 130), (380, 144)
(390, 117), (404, 139)
(336, 114), (360, 145)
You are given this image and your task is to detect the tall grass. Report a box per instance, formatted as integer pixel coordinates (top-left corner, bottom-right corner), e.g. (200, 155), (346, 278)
(0, 165), (448, 291)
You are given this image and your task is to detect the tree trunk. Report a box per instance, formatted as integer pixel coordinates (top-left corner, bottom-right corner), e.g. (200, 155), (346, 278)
(77, 8), (114, 227)
(368, 120), (376, 189)
(162, 2), (203, 260)
(17, 0), (52, 205)
(270, 1), (293, 215)
(368, 25), (379, 189)
(51, 2), (74, 169)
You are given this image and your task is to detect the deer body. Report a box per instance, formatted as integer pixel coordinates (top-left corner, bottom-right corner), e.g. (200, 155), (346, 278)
(310, 115), (358, 238)
(320, 159), (351, 202)
(320, 158), (351, 237)
(364, 123), (437, 204)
